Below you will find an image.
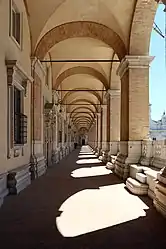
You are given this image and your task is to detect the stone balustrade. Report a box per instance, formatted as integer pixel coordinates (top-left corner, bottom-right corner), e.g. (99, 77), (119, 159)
(123, 140), (166, 218)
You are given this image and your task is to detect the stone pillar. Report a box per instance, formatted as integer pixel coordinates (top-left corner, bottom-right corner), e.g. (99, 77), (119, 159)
(101, 97), (110, 161)
(97, 112), (101, 154)
(108, 89), (120, 155)
(44, 113), (52, 167)
(51, 112), (58, 164)
(95, 115), (98, 150)
(59, 114), (63, 160)
(101, 104), (107, 151)
(114, 55), (154, 179)
(30, 58), (46, 179)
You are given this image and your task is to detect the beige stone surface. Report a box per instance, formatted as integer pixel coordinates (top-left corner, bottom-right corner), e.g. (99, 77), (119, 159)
(0, 0), (159, 181)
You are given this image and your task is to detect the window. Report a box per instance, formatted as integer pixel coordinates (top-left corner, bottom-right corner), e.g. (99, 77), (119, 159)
(10, 1), (21, 45)
(45, 67), (49, 86)
(14, 87), (27, 144)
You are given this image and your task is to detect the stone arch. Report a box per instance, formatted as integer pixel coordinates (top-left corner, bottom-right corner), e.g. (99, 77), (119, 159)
(72, 117), (92, 123)
(67, 99), (98, 112)
(74, 120), (91, 126)
(34, 21), (127, 60)
(54, 66), (108, 90)
(130, 0), (158, 55)
(62, 88), (102, 104)
(70, 107), (95, 118)
(72, 112), (94, 120)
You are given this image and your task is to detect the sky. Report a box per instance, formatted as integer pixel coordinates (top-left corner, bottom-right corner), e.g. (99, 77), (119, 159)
(150, 4), (166, 120)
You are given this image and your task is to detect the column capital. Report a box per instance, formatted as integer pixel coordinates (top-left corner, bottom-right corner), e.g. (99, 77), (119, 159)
(117, 55), (154, 79)
(31, 57), (46, 79)
(107, 89), (120, 96)
(101, 104), (107, 109)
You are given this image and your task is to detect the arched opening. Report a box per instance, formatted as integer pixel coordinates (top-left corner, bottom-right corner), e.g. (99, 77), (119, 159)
(149, 4), (166, 140)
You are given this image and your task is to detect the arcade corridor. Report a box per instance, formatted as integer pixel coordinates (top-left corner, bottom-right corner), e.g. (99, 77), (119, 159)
(0, 146), (166, 249)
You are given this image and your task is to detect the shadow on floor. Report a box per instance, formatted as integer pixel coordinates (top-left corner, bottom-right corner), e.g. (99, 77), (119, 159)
(0, 149), (166, 249)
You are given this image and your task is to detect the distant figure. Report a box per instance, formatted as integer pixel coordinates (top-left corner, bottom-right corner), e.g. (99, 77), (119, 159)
(74, 142), (77, 149)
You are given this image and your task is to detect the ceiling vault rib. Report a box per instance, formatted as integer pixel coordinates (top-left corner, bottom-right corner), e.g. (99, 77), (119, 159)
(40, 59), (120, 63)
(59, 103), (104, 105)
(56, 89), (107, 91)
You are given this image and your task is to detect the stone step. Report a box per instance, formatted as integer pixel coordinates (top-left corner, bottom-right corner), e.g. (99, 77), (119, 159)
(126, 177), (148, 195)
(106, 162), (114, 170)
(136, 172), (147, 184)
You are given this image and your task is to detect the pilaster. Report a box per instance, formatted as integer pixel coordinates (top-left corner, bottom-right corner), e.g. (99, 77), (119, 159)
(114, 55), (154, 179)
(107, 89), (120, 155)
(117, 55), (154, 141)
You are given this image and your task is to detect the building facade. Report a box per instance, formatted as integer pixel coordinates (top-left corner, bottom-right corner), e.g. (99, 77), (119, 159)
(150, 104), (166, 140)
(0, 0), (166, 218)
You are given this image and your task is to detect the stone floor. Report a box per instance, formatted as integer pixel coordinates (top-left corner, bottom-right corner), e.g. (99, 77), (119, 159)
(0, 146), (166, 249)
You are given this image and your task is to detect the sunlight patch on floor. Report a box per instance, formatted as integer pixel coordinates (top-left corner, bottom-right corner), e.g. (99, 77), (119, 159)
(76, 158), (101, 165)
(79, 153), (94, 156)
(78, 155), (97, 159)
(80, 146), (93, 154)
(71, 166), (112, 178)
(56, 183), (149, 237)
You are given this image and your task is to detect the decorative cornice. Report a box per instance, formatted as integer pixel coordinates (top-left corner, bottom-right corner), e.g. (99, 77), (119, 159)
(6, 60), (33, 96)
(6, 60), (33, 84)
(117, 55), (155, 79)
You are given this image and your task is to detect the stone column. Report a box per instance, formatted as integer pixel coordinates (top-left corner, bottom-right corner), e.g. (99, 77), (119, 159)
(115, 55), (154, 179)
(108, 89), (120, 155)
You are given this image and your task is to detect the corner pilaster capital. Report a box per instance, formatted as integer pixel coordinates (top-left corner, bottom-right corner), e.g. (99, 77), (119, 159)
(101, 104), (107, 110)
(117, 55), (154, 79)
(31, 57), (46, 79)
(96, 112), (101, 117)
(107, 89), (120, 96)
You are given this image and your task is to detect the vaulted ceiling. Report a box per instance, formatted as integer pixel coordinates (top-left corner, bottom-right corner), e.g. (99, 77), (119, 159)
(24, 0), (158, 131)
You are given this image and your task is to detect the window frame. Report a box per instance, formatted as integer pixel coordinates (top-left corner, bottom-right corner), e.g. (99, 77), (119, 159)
(9, 0), (23, 49)
(14, 86), (24, 145)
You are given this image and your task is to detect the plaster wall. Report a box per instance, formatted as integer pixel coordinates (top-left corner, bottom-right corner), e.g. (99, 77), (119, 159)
(0, 0), (31, 173)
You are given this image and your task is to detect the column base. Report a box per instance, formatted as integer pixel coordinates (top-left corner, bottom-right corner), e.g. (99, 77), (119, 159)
(114, 153), (128, 180)
(140, 140), (153, 166)
(101, 150), (109, 163)
(153, 167), (166, 217)
(154, 176), (166, 218)
(7, 164), (31, 195)
(109, 141), (119, 156)
(100, 142), (110, 163)
(95, 147), (101, 157)
(114, 141), (142, 180)
(30, 154), (47, 180)
(69, 144), (74, 152)
(0, 173), (8, 208)
(36, 154), (47, 177)
(51, 150), (60, 164)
